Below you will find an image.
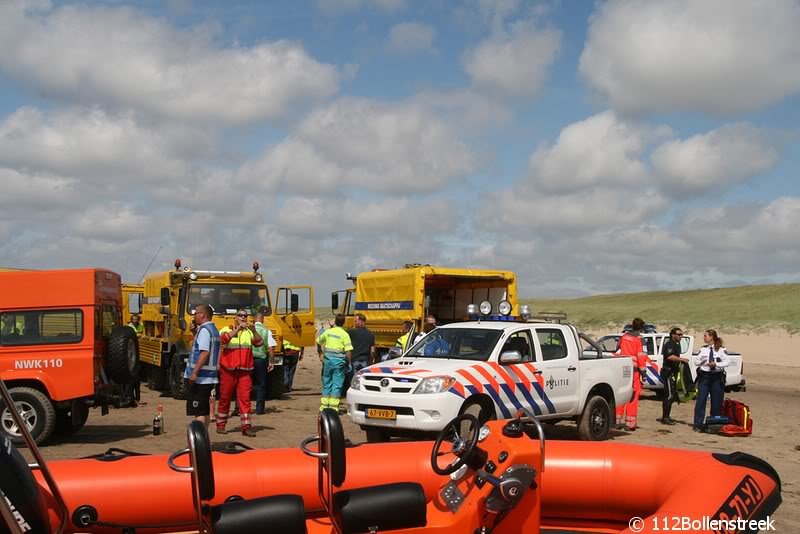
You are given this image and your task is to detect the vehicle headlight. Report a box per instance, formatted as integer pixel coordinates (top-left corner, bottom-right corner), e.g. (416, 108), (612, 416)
(414, 376), (457, 394)
(479, 300), (493, 315)
(467, 304), (478, 315)
(189, 272), (198, 281)
(520, 304), (531, 317)
(351, 373), (362, 391)
(498, 300), (512, 316)
(254, 273), (263, 282)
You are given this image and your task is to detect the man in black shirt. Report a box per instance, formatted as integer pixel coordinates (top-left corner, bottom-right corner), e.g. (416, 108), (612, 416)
(659, 327), (689, 425)
(342, 313), (375, 396)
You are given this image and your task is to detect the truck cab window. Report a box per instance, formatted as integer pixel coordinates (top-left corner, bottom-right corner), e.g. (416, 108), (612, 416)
(500, 331), (534, 362)
(536, 329), (567, 361)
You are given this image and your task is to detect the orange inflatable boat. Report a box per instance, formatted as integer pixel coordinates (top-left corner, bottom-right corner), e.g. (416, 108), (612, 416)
(1, 409), (782, 534)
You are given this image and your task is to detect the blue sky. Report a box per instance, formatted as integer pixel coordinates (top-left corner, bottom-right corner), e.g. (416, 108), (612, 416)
(1, 0), (799, 300)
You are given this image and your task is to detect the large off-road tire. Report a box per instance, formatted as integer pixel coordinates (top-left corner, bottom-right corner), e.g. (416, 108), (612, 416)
(106, 326), (139, 384)
(170, 355), (189, 400)
(459, 397), (496, 426)
(577, 395), (611, 441)
(147, 363), (169, 390)
(365, 427), (390, 443)
(54, 403), (90, 436)
(0, 387), (57, 446)
(266, 367), (286, 400)
(0, 434), (51, 533)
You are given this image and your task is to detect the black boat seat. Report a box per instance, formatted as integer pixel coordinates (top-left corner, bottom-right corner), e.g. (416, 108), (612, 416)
(211, 494), (306, 534)
(333, 482), (427, 534)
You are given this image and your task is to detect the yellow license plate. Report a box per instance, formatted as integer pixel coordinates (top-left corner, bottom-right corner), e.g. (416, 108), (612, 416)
(366, 408), (397, 420)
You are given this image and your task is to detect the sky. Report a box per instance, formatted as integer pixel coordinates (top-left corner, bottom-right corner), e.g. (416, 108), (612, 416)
(1, 0), (799, 301)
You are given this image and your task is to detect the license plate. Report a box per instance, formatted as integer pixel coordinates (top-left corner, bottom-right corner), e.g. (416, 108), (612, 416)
(366, 408), (397, 420)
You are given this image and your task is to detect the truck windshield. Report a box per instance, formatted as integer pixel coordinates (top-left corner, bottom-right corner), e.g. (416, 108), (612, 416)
(187, 284), (269, 316)
(405, 328), (502, 362)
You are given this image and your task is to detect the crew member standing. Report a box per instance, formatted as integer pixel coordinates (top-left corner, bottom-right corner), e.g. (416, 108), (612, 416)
(317, 314), (352, 412)
(658, 327), (689, 425)
(184, 305), (220, 428)
(395, 321), (413, 351)
(693, 329), (731, 431)
(282, 339), (303, 393)
(343, 313), (375, 396)
(128, 314), (144, 337)
(252, 307), (276, 415)
(615, 317), (648, 431)
(217, 309), (263, 436)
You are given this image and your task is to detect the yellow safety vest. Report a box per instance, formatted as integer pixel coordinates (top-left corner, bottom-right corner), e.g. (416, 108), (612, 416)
(316, 326), (353, 353)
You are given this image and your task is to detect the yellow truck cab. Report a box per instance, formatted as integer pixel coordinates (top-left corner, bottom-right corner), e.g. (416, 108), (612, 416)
(332, 264), (519, 358)
(138, 260), (314, 400)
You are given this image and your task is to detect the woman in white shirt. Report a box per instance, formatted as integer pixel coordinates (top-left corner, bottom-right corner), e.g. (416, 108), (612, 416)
(692, 329), (731, 431)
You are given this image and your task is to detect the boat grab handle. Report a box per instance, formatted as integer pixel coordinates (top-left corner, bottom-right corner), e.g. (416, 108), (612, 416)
(517, 407), (545, 473)
(300, 435), (327, 459)
(167, 448), (193, 473)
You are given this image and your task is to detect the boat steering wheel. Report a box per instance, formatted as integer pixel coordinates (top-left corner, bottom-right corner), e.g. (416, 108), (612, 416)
(431, 414), (480, 475)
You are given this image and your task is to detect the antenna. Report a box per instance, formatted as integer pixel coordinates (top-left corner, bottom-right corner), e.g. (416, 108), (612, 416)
(136, 245), (163, 285)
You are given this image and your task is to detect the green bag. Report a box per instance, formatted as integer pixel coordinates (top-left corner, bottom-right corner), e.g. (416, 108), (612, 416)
(676, 362), (697, 402)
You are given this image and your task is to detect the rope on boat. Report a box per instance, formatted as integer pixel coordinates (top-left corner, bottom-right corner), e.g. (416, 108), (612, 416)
(79, 448), (150, 461)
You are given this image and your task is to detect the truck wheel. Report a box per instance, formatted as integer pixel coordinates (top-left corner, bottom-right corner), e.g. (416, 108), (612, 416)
(106, 326), (139, 384)
(266, 367), (286, 400)
(577, 395), (611, 441)
(54, 403), (90, 436)
(170, 356), (189, 400)
(365, 427), (390, 443)
(460, 398), (496, 426)
(0, 387), (57, 446)
(148, 364), (169, 390)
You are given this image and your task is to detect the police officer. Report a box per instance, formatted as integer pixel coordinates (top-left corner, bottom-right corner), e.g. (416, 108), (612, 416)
(693, 329), (731, 431)
(658, 327), (689, 425)
(317, 314), (353, 412)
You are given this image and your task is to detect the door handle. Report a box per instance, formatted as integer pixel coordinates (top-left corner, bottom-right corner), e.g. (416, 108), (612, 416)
(305, 321), (314, 326)
(567, 366), (577, 372)
(533, 370), (543, 375)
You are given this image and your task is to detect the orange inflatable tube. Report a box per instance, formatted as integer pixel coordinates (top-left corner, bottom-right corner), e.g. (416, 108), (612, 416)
(31, 429), (780, 533)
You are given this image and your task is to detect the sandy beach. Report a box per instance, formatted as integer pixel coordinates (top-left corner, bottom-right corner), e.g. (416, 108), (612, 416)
(20, 332), (800, 531)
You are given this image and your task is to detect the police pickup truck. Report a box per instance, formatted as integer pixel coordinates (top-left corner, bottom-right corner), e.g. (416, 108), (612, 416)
(346, 316), (634, 442)
(592, 331), (746, 393)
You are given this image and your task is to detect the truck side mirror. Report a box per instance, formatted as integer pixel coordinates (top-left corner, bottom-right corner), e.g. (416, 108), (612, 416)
(290, 293), (299, 313)
(160, 287), (170, 306)
(499, 350), (523, 364)
(331, 292), (339, 311)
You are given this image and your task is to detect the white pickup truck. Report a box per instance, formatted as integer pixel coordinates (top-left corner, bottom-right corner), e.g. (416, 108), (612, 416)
(346, 320), (634, 442)
(591, 332), (746, 393)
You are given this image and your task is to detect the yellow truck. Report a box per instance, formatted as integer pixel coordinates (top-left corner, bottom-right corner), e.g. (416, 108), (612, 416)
(331, 264), (519, 357)
(138, 260), (314, 399)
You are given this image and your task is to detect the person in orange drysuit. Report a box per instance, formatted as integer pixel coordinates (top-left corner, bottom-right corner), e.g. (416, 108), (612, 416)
(615, 317), (649, 431)
(217, 308), (263, 437)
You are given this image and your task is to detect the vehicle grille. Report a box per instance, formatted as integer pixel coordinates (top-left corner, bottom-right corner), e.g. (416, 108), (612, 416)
(362, 374), (420, 394)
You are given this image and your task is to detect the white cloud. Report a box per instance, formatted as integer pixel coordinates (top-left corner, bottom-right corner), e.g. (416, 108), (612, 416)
(527, 111), (667, 194)
(0, 107), (211, 182)
(580, 0), (800, 114)
(272, 196), (457, 238)
(463, 21), (560, 98)
(242, 98), (477, 194)
(651, 124), (781, 194)
(0, 2), (339, 124)
(386, 22), (435, 54)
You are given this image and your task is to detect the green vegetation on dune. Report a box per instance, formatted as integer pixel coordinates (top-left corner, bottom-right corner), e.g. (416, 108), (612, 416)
(523, 283), (800, 334)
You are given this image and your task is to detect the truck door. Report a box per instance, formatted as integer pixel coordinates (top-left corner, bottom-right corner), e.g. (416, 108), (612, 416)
(494, 327), (546, 417)
(531, 325), (579, 415)
(275, 286), (316, 348)
(641, 335), (662, 387)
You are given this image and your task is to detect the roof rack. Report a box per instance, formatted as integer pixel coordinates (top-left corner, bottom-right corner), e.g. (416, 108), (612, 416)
(532, 311), (568, 323)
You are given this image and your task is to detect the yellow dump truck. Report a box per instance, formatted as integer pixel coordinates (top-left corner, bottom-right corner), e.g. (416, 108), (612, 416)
(139, 260), (314, 399)
(331, 264), (519, 357)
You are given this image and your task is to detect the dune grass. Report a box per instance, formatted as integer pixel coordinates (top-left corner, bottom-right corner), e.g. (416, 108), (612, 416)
(523, 283), (800, 334)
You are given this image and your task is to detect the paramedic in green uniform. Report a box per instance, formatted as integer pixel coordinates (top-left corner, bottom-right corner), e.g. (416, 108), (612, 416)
(317, 314), (353, 411)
